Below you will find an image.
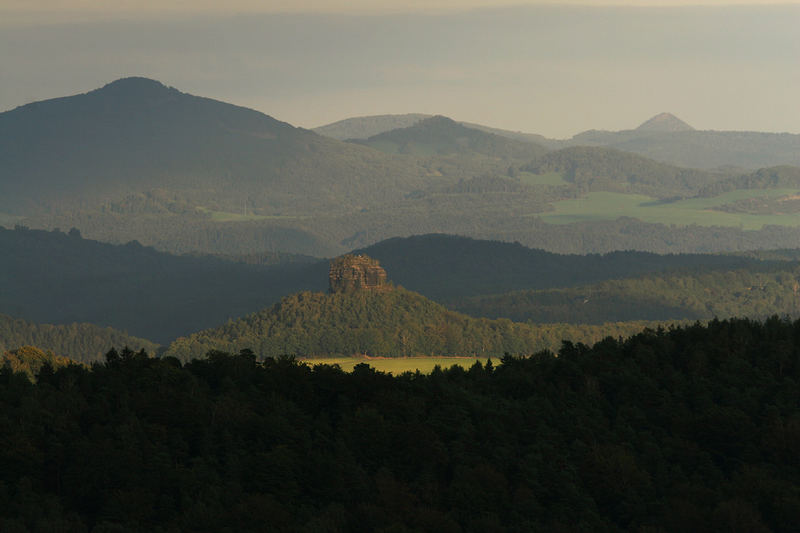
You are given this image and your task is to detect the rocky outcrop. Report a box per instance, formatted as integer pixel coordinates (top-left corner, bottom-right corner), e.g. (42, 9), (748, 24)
(329, 254), (389, 293)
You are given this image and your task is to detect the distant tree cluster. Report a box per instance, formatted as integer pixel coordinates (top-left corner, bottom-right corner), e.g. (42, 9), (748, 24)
(1, 345), (74, 381)
(2, 318), (800, 530)
(0, 314), (157, 363)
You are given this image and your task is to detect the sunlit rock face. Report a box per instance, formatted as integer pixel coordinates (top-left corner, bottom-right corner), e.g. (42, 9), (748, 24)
(329, 254), (389, 293)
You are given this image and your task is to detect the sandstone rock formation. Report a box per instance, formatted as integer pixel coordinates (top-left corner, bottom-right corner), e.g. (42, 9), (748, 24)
(329, 254), (389, 293)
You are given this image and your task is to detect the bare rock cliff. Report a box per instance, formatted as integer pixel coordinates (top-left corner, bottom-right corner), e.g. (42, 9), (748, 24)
(329, 254), (389, 293)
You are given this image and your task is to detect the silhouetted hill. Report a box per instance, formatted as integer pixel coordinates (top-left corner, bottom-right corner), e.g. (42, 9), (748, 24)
(313, 113), (432, 140)
(0, 226), (328, 343)
(353, 116), (547, 159)
(0, 77), (428, 215)
(313, 113), (556, 147)
(355, 234), (771, 301)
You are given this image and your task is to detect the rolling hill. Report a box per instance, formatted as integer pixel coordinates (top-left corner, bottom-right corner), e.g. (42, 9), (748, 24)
(351, 115), (547, 159)
(0, 77), (429, 216)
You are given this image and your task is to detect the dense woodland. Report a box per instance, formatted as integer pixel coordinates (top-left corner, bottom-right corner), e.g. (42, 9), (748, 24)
(3, 317), (800, 531)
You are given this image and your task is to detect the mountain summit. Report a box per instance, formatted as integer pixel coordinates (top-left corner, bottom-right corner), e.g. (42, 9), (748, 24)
(636, 112), (694, 132)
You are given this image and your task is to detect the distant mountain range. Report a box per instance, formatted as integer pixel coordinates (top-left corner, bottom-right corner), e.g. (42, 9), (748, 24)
(5, 78), (800, 258)
(315, 111), (800, 170)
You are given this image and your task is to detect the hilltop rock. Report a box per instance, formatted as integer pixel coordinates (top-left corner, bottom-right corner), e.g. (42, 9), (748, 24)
(329, 254), (389, 293)
(636, 113), (694, 132)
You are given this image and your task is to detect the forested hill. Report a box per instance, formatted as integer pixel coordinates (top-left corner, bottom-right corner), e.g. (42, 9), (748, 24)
(0, 314), (157, 363)
(164, 287), (663, 361)
(522, 146), (726, 198)
(164, 287), (542, 360)
(3, 317), (800, 530)
(0, 77), (428, 214)
(355, 234), (771, 301)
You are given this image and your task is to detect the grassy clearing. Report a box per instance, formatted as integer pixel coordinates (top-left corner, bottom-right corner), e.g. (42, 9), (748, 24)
(299, 356), (495, 374)
(518, 171), (567, 186)
(540, 189), (800, 230)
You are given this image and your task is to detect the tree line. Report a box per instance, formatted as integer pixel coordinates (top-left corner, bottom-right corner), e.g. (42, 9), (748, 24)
(2, 317), (800, 530)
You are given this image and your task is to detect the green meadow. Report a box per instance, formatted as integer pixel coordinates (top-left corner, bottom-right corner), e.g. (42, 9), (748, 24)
(300, 356), (496, 374)
(540, 189), (800, 230)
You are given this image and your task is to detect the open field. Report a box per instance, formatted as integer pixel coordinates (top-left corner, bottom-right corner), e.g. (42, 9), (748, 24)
(540, 189), (800, 230)
(299, 356), (495, 374)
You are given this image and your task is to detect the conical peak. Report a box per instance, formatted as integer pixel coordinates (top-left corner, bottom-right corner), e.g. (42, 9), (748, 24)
(636, 112), (694, 132)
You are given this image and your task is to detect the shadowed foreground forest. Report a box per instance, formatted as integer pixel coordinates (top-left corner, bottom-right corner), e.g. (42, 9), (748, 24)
(3, 317), (800, 532)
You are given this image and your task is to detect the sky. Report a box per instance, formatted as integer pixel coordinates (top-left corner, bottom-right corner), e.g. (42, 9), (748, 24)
(1, 1), (799, 138)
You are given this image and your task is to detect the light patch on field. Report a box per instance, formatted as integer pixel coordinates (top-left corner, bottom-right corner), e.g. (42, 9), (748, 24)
(0, 213), (24, 227)
(540, 189), (800, 230)
(300, 356), (495, 374)
(518, 171), (567, 186)
(196, 206), (309, 223)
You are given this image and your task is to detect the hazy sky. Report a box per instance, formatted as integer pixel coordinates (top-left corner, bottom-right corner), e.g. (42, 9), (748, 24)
(1, 2), (799, 137)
